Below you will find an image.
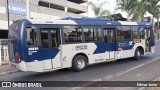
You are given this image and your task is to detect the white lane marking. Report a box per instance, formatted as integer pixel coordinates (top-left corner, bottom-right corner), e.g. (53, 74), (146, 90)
(70, 56), (160, 90)
(97, 56), (160, 81)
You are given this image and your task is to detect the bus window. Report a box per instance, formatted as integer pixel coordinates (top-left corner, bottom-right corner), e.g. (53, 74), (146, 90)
(94, 28), (103, 41)
(51, 30), (59, 47)
(83, 28), (94, 41)
(26, 27), (39, 45)
(104, 30), (108, 43)
(117, 26), (131, 40)
(104, 29), (115, 43)
(41, 30), (49, 48)
(108, 30), (115, 43)
(139, 27), (145, 39)
(131, 26), (140, 39)
(63, 26), (82, 43)
(83, 27), (103, 42)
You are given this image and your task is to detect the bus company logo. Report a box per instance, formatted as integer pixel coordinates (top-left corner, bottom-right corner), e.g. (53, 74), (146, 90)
(2, 82), (11, 87)
(46, 21), (53, 23)
(75, 45), (87, 51)
(129, 41), (133, 45)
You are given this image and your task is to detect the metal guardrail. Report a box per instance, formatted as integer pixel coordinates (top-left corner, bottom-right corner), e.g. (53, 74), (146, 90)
(0, 39), (9, 65)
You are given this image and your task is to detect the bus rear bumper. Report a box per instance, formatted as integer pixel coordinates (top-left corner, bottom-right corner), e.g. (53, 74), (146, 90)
(10, 61), (27, 71)
(10, 61), (46, 72)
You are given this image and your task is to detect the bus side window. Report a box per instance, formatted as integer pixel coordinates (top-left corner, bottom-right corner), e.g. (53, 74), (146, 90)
(108, 30), (115, 43)
(40, 30), (49, 48)
(51, 30), (59, 47)
(83, 28), (94, 41)
(117, 26), (124, 40)
(117, 26), (131, 40)
(139, 27), (145, 39)
(63, 26), (83, 43)
(131, 26), (140, 39)
(94, 28), (103, 41)
(104, 30), (108, 43)
(26, 27), (39, 45)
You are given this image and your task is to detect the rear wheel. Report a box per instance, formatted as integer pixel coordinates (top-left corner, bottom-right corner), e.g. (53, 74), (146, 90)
(72, 55), (87, 72)
(134, 48), (141, 60)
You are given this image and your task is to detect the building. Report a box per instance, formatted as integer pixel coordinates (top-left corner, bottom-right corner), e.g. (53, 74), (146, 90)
(0, 0), (88, 65)
(0, 0), (88, 39)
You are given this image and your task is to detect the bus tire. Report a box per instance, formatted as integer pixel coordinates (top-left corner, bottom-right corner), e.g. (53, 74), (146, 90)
(134, 48), (141, 60)
(72, 55), (87, 72)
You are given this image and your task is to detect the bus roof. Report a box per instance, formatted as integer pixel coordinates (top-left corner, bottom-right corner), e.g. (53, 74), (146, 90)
(26, 17), (152, 26)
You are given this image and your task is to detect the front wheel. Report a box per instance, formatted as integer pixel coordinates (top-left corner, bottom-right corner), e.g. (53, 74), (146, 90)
(72, 55), (87, 72)
(134, 48), (141, 60)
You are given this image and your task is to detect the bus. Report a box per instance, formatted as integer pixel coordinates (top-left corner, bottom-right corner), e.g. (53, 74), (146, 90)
(8, 17), (155, 72)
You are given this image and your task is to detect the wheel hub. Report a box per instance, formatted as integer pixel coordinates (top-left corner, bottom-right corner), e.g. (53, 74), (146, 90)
(77, 58), (85, 69)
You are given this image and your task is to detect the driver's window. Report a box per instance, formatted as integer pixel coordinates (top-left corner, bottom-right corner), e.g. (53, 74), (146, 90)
(26, 27), (39, 45)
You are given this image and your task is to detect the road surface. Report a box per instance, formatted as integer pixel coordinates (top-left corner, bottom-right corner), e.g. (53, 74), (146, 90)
(0, 41), (160, 90)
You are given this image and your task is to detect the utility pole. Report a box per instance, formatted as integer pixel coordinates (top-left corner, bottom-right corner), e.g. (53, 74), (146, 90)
(26, 0), (30, 19)
(6, 0), (9, 30)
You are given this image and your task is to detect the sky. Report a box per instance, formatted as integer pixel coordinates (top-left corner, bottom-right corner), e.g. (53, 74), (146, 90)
(87, 0), (152, 18)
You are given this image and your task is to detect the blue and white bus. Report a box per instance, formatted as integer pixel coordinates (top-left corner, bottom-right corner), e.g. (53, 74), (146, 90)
(8, 17), (155, 72)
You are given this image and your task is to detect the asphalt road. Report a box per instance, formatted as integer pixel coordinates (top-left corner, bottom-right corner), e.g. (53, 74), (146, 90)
(1, 41), (160, 90)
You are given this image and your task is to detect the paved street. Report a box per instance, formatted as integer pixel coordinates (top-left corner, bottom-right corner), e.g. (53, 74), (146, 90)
(0, 41), (160, 90)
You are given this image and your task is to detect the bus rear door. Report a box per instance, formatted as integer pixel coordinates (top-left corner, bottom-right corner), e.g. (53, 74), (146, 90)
(104, 28), (116, 60)
(40, 28), (61, 69)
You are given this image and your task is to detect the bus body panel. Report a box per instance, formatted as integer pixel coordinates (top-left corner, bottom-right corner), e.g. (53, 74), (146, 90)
(8, 18), (155, 72)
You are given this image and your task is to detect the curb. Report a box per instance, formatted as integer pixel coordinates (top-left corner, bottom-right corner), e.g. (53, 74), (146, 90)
(0, 70), (18, 76)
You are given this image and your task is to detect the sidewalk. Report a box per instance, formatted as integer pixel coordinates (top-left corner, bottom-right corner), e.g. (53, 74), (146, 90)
(0, 64), (17, 76)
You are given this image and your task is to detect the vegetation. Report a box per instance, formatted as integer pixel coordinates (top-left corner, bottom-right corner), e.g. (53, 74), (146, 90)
(89, 0), (160, 38)
(116, 0), (160, 38)
(148, 1), (160, 39)
(116, 0), (137, 20)
(88, 1), (110, 17)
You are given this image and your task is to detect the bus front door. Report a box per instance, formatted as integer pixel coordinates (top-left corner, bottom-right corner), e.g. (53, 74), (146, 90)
(144, 28), (151, 52)
(104, 28), (116, 59)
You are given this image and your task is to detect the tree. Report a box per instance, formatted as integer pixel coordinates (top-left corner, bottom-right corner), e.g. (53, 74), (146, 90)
(116, 0), (137, 20)
(133, 0), (159, 21)
(88, 1), (110, 17)
(132, 0), (146, 21)
(148, 0), (160, 39)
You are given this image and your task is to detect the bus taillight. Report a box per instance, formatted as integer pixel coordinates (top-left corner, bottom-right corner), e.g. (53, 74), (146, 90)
(18, 52), (22, 63)
(32, 60), (38, 62)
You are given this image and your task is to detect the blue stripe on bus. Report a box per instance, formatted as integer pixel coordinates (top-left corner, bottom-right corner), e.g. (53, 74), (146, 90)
(41, 48), (60, 61)
(93, 42), (109, 54)
(93, 42), (116, 54)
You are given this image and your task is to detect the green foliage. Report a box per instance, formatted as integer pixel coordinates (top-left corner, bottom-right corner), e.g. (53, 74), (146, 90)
(88, 1), (110, 17)
(116, 0), (137, 19)
(116, 0), (160, 21)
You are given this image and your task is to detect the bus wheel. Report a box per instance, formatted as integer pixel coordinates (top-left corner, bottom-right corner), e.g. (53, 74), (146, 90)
(72, 55), (87, 72)
(134, 48), (141, 60)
